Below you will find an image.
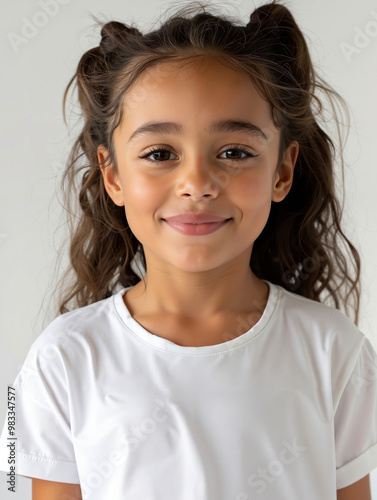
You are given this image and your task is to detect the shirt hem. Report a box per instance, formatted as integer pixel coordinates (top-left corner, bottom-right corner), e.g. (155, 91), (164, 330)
(336, 441), (377, 489)
(0, 452), (80, 484)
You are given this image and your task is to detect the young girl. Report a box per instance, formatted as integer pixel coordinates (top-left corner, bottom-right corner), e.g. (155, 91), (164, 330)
(1, 1), (376, 499)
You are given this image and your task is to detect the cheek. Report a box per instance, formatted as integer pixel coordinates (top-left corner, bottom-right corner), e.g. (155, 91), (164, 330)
(122, 174), (160, 244)
(124, 172), (164, 214)
(229, 170), (274, 239)
(230, 169), (273, 205)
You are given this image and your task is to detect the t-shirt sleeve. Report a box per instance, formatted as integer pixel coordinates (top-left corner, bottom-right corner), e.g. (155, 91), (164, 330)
(335, 335), (377, 489)
(0, 327), (80, 483)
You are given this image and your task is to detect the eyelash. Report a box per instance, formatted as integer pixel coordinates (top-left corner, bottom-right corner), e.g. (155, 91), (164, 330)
(138, 145), (258, 164)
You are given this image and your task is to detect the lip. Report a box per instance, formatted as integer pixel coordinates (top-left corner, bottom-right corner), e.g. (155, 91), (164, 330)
(163, 212), (230, 224)
(162, 218), (231, 236)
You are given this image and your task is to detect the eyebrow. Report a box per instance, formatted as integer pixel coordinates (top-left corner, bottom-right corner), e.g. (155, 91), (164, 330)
(127, 119), (268, 144)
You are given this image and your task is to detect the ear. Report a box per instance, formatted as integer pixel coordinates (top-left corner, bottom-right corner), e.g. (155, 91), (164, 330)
(97, 144), (125, 207)
(271, 140), (299, 203)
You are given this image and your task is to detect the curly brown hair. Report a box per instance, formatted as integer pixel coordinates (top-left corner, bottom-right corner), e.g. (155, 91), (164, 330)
(48, 0), (361, 326)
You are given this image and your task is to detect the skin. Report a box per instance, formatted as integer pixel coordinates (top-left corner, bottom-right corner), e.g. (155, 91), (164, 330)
(337, 475), (371, 499)
(30, 472), (371, 498)
(30, 474), (371, 499)
(98, 55), (299, 346)
(31, 478), (82, 499)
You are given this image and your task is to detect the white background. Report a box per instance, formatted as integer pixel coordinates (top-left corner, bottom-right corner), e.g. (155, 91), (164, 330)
(0, 0), (376, 498)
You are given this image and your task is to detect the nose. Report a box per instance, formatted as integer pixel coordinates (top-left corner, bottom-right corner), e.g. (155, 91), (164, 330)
(175, 157), (221, 201)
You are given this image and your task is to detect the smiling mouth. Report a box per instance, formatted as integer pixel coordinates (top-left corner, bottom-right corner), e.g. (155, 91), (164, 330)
(162, 218), (232, 236)
(175, 221), (229, 224)
(161, 218), (232, 223)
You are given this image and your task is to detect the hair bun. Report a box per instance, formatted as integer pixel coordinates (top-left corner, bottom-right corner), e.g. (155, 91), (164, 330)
(247, 9), (280, 37)
(99, 21), (142, 55)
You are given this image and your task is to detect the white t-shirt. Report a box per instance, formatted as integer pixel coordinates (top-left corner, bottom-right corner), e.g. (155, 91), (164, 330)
(1, 279), (377, 499)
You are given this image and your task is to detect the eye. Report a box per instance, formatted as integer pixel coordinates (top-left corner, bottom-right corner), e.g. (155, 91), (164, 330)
(218, 146), (258, 163)
(138, 145), (259, 164)
(139, 147), (178, 163)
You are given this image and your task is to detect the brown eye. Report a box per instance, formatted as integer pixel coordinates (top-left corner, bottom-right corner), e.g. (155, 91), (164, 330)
(138, 145), (259, 164)
(139, 147), (178, 162)
(219, 146), (258, 164)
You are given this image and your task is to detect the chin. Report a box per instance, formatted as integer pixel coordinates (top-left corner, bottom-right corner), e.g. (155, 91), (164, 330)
(166, 254), (230, 273)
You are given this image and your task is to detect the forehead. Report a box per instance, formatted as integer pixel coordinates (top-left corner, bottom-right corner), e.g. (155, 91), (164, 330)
(119, 57), (275, 139)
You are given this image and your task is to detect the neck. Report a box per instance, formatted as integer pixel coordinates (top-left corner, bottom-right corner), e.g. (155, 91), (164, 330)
(129, 251), (268, 321)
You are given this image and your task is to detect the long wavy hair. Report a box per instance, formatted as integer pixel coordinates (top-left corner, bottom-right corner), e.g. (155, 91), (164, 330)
(48, 0), (362, 326)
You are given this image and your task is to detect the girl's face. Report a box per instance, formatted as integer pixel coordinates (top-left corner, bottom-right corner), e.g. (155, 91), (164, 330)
(99, 57), (298, 275)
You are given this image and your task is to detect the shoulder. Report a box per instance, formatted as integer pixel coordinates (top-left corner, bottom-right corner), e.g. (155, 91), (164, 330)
(274, 283), (364, 343)
(34, 291), (121, 347)
(272, 283), (366, 369)
(16, 292), (123, 385)
(272, 283), (371, 401)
